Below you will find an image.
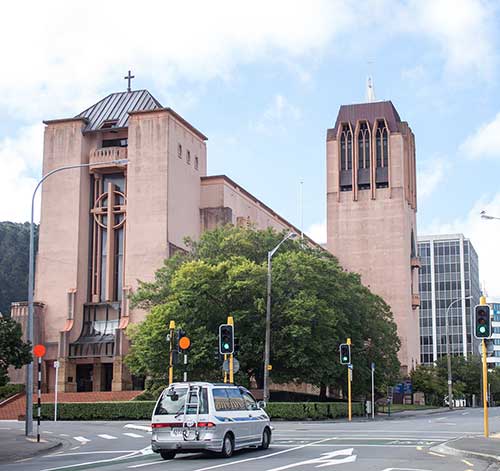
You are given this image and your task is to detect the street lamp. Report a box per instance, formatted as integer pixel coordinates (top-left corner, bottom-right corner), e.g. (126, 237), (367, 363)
(480, 210), (500, 221)
(263, 231), (298, 403)
(25, 158), (128, 436)
(444, 295), (472, 411)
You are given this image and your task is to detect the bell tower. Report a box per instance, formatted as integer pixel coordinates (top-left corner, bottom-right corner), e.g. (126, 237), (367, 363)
(326, 100), (420, 373)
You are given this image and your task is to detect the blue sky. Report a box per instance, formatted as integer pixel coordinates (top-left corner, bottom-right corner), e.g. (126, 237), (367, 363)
(1, 0), (500, 294)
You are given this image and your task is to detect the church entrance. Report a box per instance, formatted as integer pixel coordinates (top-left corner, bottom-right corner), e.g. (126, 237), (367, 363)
(76, 364), (93, 392)
(101, 363), (113, 391)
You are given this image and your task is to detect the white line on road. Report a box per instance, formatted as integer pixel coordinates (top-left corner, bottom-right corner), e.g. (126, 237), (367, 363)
(128, 460), (171, 468)
(124, 432), (145, 438)
(264, 448), (356, 471)
(59, 434), (70, 437)
(381, 468), (432, 471)
(73, 436), (90, 443)
(98, 434), (118, 440)
(44, 451), (138, 458)
(125, 424), (151, 432)
(185, 438), (336, 471)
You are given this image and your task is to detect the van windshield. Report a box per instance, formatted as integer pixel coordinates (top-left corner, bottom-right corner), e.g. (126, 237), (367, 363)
(154, 387), (208, 415)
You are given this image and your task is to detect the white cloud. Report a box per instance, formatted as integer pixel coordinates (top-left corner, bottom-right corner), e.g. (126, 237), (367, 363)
(420, 193), (500, 297)
(0, 125), (43, 222)
(306, 220), (327, 245)
(250, 94), (301, 135)
(417, 158), (448, 201)
(460, 112), (500, 160)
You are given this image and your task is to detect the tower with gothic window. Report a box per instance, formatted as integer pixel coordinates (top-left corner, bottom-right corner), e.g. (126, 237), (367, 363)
(326, 101), (420, 373)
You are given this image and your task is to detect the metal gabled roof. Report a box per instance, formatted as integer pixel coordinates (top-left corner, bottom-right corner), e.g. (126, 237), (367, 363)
(75, 89), (163, 132)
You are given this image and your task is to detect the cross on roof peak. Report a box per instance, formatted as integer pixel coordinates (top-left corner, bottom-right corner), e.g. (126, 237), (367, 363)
(124, 70), (135, 93)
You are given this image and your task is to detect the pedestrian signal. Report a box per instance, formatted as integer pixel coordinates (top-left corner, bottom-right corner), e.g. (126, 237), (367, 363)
(219, 324), (234, 354)
(339, 343), (350, 365)
(474, 305), (491, 339)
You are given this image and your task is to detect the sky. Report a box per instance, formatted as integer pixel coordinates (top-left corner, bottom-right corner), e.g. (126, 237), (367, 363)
(1, 0), (500, 295)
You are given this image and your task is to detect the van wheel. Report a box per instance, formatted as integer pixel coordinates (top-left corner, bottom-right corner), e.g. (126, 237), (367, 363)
(220, 433), (234, 458)
(160, 451), (176, 460)
(259, 428), (271, 450)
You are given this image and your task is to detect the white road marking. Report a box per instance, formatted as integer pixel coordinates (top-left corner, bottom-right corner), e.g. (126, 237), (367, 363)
(462, 459), (474, 466)
(44, 451), (138, 458)
(98, 434), (118, 440)
(428, 451), (445, 457)
(44, 431), (54, 434)
(70, 447), (80, 451)
(125, 424), (151, 432)
(128, 460), (171, 468)
(124, 432), (144, 438)
(462, 412), (469, 415)
(381, 468), (432, 471)
(187, 437), (336, 471)
(14, 458), (33, 463)
(264, 448), (356, 470)
(73, 436), (90, 443)
(59, 434), (70, 437)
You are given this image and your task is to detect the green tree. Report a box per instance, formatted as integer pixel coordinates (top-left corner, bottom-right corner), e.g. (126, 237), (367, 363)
(0, 222), (38, 316)
(0, 317), (32, 386)
(126, 226), (401, 397)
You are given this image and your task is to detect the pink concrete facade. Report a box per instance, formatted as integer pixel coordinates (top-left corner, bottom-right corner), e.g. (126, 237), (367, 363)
(326, 102), (420, 373)
(13, 90), (304, 393)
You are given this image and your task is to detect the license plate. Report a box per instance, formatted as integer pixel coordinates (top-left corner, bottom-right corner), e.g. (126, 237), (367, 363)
(171, 428), (183, 437)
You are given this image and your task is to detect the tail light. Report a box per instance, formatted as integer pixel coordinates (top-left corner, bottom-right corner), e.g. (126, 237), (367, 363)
(197, 422), (216, 428)
(151, 422), (216, 429)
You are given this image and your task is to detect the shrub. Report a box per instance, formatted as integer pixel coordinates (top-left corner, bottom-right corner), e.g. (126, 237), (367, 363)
(36, 400), (363, 421)
(0, 383), (24, 402)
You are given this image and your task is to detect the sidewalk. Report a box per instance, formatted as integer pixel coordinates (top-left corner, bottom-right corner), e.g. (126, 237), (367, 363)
(0, 427), (62, 464)
(377, 407), (451, 419)
(435, 436), (500, 464)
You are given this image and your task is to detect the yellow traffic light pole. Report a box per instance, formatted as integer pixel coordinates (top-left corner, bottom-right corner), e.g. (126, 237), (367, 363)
(347, 337), (352, 422)
(228, 316), (234, 384)
(480, 296), (489, 438)
(168, 320), (175, 384)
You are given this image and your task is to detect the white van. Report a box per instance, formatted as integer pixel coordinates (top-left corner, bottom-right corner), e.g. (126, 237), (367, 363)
(151, 382), (272, 460)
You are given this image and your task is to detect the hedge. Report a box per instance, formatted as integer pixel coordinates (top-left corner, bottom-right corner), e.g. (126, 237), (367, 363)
(36, 401), (363, 421)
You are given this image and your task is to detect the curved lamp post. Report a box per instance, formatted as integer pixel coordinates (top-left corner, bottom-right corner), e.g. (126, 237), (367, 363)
(25, 158), (128, 436)
(263, 231), (297, 403)
(444, 295), (471, 410)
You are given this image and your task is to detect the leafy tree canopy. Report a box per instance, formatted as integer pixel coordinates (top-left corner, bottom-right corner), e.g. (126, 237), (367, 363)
(0, 317), (32, 387)
(126, 226), (401, 397)
(0, 222), (38, 316)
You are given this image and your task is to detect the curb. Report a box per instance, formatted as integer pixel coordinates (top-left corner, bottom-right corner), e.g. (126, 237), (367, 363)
(432, 441), (500, 465)
(0, 437), (63, 465)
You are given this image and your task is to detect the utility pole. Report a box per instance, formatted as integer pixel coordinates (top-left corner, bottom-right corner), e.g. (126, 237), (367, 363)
(168, 320), (175, 384)
(347, 337), (352, 422)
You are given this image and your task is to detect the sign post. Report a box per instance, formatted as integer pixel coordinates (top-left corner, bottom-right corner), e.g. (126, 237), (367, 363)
(53, 360), (59, 422)
(227, 316), (234, 384)
(371, 362), (375, 420)
(168, 321), (175, 385)
(33, 344), (46, 442)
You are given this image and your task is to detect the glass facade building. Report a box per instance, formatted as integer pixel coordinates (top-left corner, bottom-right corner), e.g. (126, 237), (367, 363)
(491, 303), (500, 367)
(418, 234), (480, 364)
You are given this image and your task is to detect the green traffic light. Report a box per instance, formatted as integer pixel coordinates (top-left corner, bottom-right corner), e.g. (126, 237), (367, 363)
(479, 326), (486, 333)
(223, 343), (229, 350)
(342, 356), (348, 362)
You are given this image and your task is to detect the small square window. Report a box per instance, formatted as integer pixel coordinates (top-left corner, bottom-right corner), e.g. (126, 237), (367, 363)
(187, 150), (191, 165)
(178, 144), (182, 158)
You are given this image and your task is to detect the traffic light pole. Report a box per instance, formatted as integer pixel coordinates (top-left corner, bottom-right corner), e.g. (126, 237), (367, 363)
(347, 337), (352, 422)
(168, 320), (175, 385)
(228, 316), (234, 384)
(479, 296), (489, 438)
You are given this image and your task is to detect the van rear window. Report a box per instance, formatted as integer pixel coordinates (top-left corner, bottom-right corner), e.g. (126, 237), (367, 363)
(213, 388), (246, 411)
(155, 387), (208, 415)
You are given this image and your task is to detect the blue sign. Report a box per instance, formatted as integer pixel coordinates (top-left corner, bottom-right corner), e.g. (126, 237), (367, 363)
(403, 381), (413, 394)
(393, 383), (403, 394)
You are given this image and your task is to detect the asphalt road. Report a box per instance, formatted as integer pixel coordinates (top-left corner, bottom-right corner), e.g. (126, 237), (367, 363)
(1, 407), (499, 471)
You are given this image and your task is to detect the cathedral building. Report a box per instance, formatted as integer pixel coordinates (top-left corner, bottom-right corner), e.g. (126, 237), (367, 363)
(10, 86), (306, 392)
(326, 100), (420, 373)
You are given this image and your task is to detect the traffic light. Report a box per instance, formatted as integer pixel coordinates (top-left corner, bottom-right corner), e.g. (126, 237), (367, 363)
(219, 324), (234, 354)
(339, 343), (350, 364)
(475, 305), (491, 339)
(176, 329), (191, 352)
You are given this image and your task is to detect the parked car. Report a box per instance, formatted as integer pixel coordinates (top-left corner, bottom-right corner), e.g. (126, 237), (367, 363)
(151, 382), (272, 460)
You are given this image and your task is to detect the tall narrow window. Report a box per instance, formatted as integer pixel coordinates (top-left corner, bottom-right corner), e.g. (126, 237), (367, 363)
(194, 156), (199, 170)
(339, 124), (353, 191)
(375, 120), (389, 188)
(186, 150), (191, 165)
(90, 173), (126, 303)
(357, 122), (370, 169)
(177, 143), (182, 159)
(357, 122), (370, 190)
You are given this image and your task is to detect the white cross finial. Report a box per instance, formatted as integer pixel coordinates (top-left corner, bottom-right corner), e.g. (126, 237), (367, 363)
(366, 76), (376, 102)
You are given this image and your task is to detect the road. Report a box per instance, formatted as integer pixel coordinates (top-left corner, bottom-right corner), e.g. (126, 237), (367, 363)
(0, 407), (499, 471)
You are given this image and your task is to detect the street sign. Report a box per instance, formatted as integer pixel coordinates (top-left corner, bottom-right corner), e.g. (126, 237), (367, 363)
(53, 361), (60, 368)
(223, 358), (240, 374)
(478, 340), (495, 356)
(33, 344), (46, 358)
(371, 362), (375, 371)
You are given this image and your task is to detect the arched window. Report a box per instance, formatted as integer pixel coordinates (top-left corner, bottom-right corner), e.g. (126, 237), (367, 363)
(357, 122), (370, 169)
(340, 124), (352, 171)
(376, 121), (388, 168)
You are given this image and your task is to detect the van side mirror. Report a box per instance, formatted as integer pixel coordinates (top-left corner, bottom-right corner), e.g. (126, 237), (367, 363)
(257, 400), (266, 409)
